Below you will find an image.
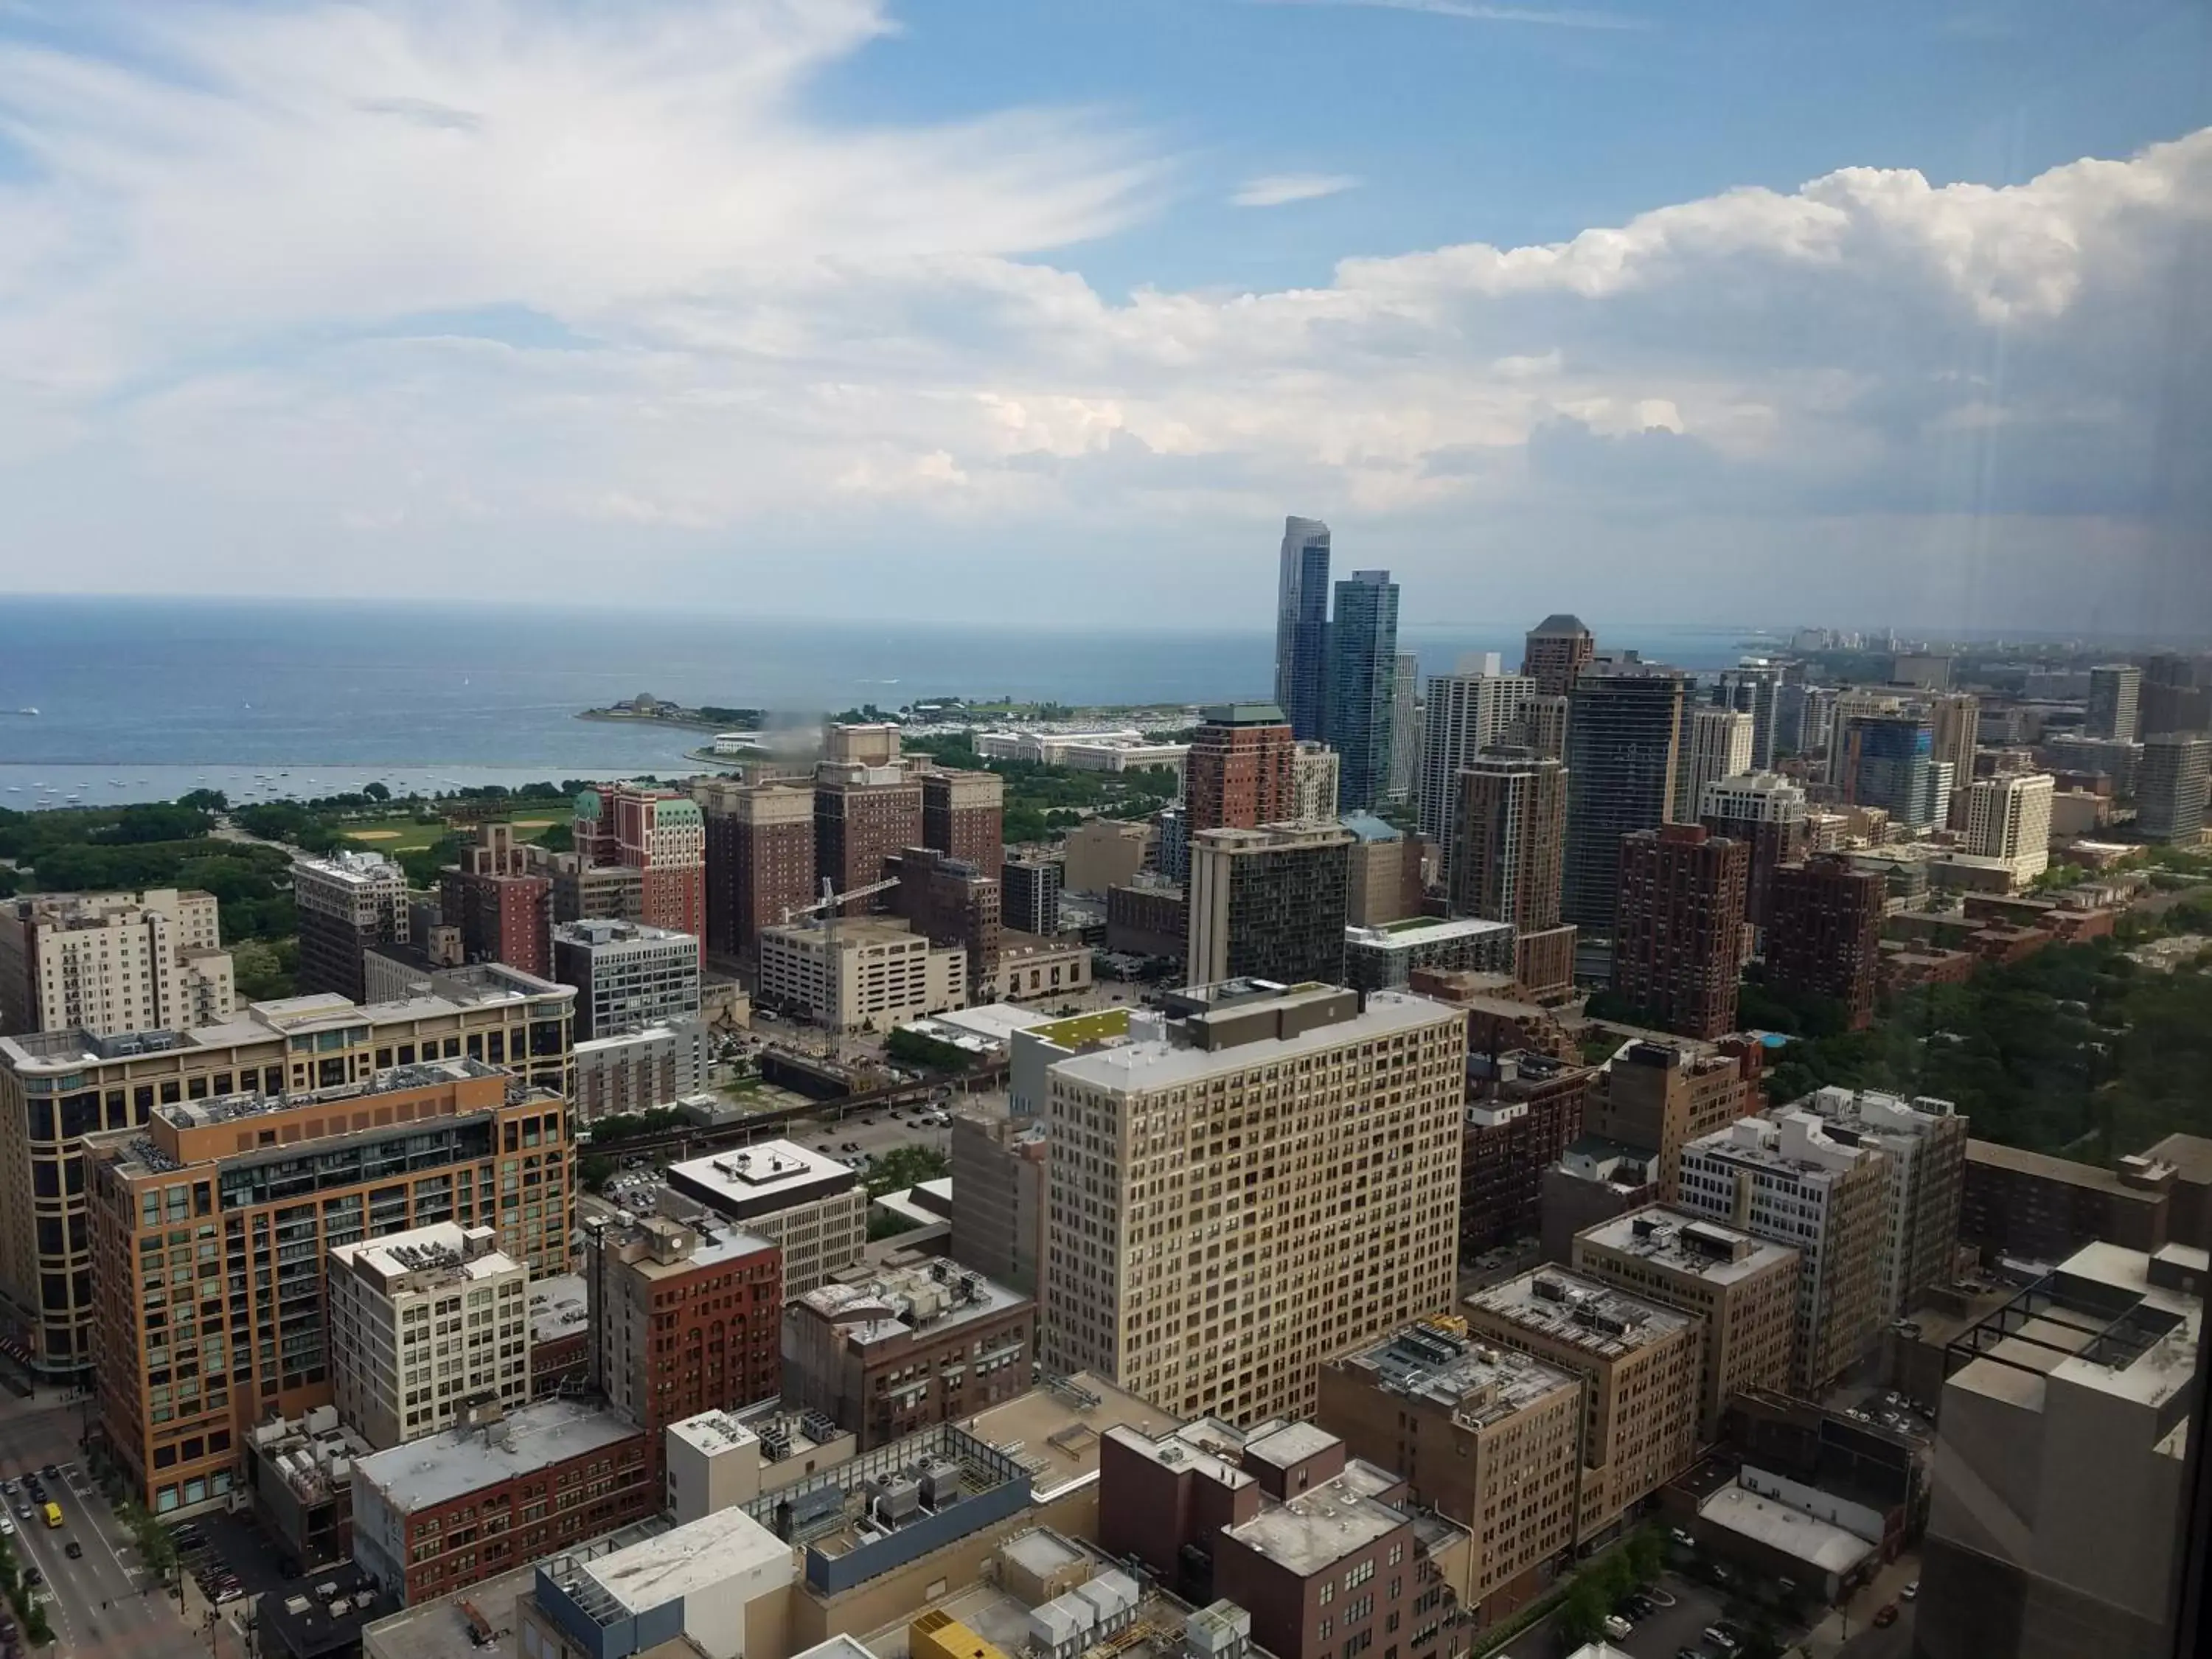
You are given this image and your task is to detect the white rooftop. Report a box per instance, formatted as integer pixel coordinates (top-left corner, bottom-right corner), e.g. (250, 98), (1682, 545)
(574, 1504), (791, 1616)
(528, 1273), (589, 1345)
(667, 1409), (757, 1459)
(1697, 1483), (1877, 1576)
(354, 1399), (638, 1514)
(1576, 1207), (1798, 1285)
(931, 1003), (1060, 1046)
(1050, 990), (1456, 1093)
(1343, 917), (1513, 951)
(668, 1139), (852, 1204)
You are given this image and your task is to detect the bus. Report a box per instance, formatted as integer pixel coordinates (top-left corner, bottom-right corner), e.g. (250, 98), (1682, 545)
(40, 1502), (60, 1529)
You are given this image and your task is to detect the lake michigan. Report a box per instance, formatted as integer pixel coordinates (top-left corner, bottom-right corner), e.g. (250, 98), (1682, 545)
(0, 596), (1778, 805)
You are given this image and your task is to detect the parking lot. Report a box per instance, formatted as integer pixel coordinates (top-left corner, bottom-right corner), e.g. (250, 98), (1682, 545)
(1498, 1570), (1745, 1659)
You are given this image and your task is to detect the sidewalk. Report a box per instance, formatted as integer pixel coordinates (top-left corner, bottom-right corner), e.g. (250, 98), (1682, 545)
(1800, 1552), (1919, 1658)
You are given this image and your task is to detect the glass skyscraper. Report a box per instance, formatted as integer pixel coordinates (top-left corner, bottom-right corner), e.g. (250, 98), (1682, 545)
(1273, 516), (1332, 742)
(1326, 569), (1401, 813)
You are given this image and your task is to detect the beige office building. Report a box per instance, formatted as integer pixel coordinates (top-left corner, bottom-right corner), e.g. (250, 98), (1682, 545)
(1060, 819), (1152, 895)
(1290, 741), (1341, 824)
(754, 918), (965, 1032)
(1582, 1040), (1756, 1203)
(1674, 709), (1756, 823)
(328, 1220), (532, 1451)
(1464, 1267), (1700, 1543)
(1961, 772), (2054, 888)
(1318, 1321), (1582, 1623)
(1044, 981), (1464, 1425)
(1571, 1206), (1798, 1445)
(0, 888), (234, 1037)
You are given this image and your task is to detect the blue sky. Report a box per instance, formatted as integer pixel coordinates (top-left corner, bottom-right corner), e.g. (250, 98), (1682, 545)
(0, 0), (2207, 636)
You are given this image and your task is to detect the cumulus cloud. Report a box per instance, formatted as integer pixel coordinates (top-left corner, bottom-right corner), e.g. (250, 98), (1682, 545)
(1232, 173), (1362, 209)
(0, 1), (2206, 633)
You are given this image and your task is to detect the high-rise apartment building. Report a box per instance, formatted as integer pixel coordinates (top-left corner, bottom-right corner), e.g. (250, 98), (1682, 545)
(0, 973), (572, 1380)
(1001, 858), (1062, 937)
(2136, 733), (2210, 843)
(1044, 981), (1464, 1423)
(1929, 690), (1980, 793)
(1419, 667), (1537, 861)
(1562, 663), (1686, 939)
(1289, 742), (1340, 824)
(1388, 652), (1422, 804)
(1917, 1240), (2203, 1659)
(1715, 662), (1783, 771)
(85, 1057), (571, 1512)
(1186, 823), (1353, 987)
(1674, 708), (1754, 824)
(0, 888), (234, 1037)
(1796, 1085), (1967, 1319)
(2087, 663), (2143, 742)
(1582, 1039), (1756, 1206)
(1676, 1110), (1890, 1393)
(695, 778), (814, 964)
(1448, 751), (1573, 997)
(1612, 824), (1747, 1041)
(1318, 1323), (1582, 1624)
(894, 846), (1002, 1002)
(1511, 693), (1570, 761)
(1274, 516), (1332, 742)
(1326, 571), (1402, 811)
(1698, 771), (1809, 931)
(552, 919), (701, 1041)
(1463, 1267), (1700, 1542)
(920, 768), (1005, 878)
(581, 1210), (782, 1478)
(439, 824), (553, 977)
(813, 764), (924, 907)
(1962, 771), (2055, 886)
(1571, 1206), (1798, 1446)
(1837, 712), (1941, 830)
(327, 1220), (531, 1450)
(293, 850), (411, 1002)
(1184, 703), (1296, 834)
(661, 1141), (866, 1297)
(573, 784), (706, 948)
(1764, 856), (1885, 1030)
(1521, 614), (1596, 700)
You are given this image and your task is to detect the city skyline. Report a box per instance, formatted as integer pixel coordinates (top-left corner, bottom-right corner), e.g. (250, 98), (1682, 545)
(0, 4), (2206, 630)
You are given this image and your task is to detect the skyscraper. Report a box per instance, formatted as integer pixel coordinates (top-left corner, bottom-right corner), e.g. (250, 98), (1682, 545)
(1698, 771), (1809, 929)
(1929, 691), (1980, 793)
(2087, 664), (2143, 742)
(1326, 570), (1401, 811)
(1612, 824), (1747, 1040)
(1289, 741), (1340, 824)
(1273, 516), (1332, 742)
(1764, 855), (1885, 1030)
(920, 768), (1005, 878)
(1716, 661), (1783, 770)
(2137, 734), (2211, 843)
(695, 778), (815, 964)
(1452, 751), (1574, 998)
(1185, 703), (1296, 833)
(1388, 652), (1422, 804)
(1522, 614), (1596, 699)
(1674, 707), (1755, 823)
(1419, 664), (1536, 864)
(1837, 712), (1940, 830)
(440, 824), (553, 977)
(1962, 772), (2055, 886)
(574, 783), (708, 950)
(1186, 822), (1354, 987)
(1562, 663), (1686, 940)
(293, 849), (411, 1001)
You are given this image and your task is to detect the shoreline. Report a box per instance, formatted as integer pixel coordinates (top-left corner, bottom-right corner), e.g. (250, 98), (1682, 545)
(576, 709), (729, 734)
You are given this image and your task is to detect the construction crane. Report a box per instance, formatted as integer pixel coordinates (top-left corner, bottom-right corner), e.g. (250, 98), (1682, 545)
(782, 875), (901, 1043)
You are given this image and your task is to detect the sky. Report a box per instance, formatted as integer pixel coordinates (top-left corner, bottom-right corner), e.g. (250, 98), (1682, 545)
(0, 0), (2208, 637)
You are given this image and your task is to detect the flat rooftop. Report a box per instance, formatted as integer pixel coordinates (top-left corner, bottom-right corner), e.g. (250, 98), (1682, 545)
(1333, 1321), (1579, 1429)
(797, 1259), (1029, 1347)
(331, 1220), (516, 1288)
(667, 1408), (757, 1458)
(529, 1273), (590, 1346)
(1222, 1458), (1405, 1577)
(1051, 989), (1455, 1093)
(547, 1505), (789, 1621)
(667, 1139), (856, 1217)
(1346, 917), (1512, 948)
(1966, 1138), (2163, 1200)
(1952, 1240), (2205, 1414)
(361, 1561), (540, 1659)
(931, 1004), (1060, 1046)
(967, 1374), (1183, 1498)
(1697, 1483), (1877, 1576)
(1024, 1007), (1133, 1049)
(1467, 1269), (1693, 1358)
(157, 1056), (505, 1130)
(353, 1399), (640, 1514)
(1576, 1208), (1798, 1284)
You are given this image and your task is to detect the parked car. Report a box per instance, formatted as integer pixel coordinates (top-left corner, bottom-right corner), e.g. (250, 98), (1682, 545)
(1874, 1604), (1899, 1628)
(1901, 1582), (1920, 1601)
(1703, 1626), (1739, 1654)
(1601, 1615), (1632, 1642)
(0, 1517), (13, 1537)
(37, 1467), (57, 1483)
(1669, 1527), (1695, 1547)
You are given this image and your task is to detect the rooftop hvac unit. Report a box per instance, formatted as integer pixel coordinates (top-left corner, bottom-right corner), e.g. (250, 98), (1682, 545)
(1631, 1216), (1658, 1239)
(869, 1475), (922, 1526)
(788, 1482), (845, 1527)
(1531, 1276), (1567, 1302)
(800, 1410), (840, 1444)
(1073, 1569), (1139, 1634)
(919, 1459), (963, 1507)
(759, 1427), (791, 1461)
(1185, 1602), (1252, 1659)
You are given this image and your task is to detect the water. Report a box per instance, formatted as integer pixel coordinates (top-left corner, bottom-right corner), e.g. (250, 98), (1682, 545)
(0, 596), (1775, 804)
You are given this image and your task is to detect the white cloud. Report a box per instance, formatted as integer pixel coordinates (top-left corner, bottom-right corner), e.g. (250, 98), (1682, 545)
(1242, 0), (1649, 32)
(1232, 173), (1362, 209)
(0, 1), (2206, 632)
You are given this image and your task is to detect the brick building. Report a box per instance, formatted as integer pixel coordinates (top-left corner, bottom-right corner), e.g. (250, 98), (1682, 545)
(1184, 704), (1297, 834)
(1613, 824), (1748, 1040)
(892, 846), (1002, 1003)
(695, 779), (815, 964)
(814, 766), (923, 909)
(1764, 856), (1885, 1030)
(1582, 1039), (1759, 1204)
(573, 785), (706, 952)
(439, 824), (552, 978)
(1460, 1051), (1589, 1255)
(921, 768), (1006, 878)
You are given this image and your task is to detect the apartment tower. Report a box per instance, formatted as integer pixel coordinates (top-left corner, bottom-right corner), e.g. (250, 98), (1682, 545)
(1764, 856), (1885, 1031)
(813, 764), (924, 909)
(1611, 824), (1748, 1041)
(1521, 614), (1596, 700)
(1673, 708), (1754, 824)
(921, 768), (1006, 878)
(1326, 571), (1402, 811)
(2135, 734), (2209, 844)
(1419, 664), (1537, 865)
(2087, 664), (2143, 743)
(439, 824), (554, 977)
(0, 888), (234, 1038)
(1449, 750), (1574, 998)
(695, 778), (815, 964)
(1186, 823), (1354, 988)
(1961, 772), (2056, 886)
(1698, 771), (1809, 930)
(1562, 662), (1686, 942)
(293, 851), (411, 1002)
(1184, 703), (1297, 834)
(573, 784), (707, 949)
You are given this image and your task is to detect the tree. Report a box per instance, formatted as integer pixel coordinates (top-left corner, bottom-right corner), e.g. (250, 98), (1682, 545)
(1554, 1576), (1609, 1649)
(865, 1144), (949, 1199)
(363, 781), (392, 802)
(1624, 1526), (1665, 1586)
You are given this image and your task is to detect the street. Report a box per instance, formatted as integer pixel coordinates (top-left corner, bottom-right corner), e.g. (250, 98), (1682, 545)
(0, 1399), (205, 1659)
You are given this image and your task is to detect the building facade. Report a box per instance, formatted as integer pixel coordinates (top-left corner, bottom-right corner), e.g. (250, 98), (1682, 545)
(1419, 669), (1537, 862)
(1186, 824), (1354, 988)
(1796, 1085), (1967, 1318)
(894, 846), (1002, 1003)
(1326, 571), (1402, 812)
(2086, 663), (2143, 743)
(1764, 856), (1885, 1030)
(1045, 982), (1464, 1423)
(1837, 713), (1941, 832)
(551, 919), (701, 1042)
(0, 888), (234, 1039)
(1274, 516), (1332, 742)
(293, 851), (411, 1003)
(1001, 858), (1062, 938)
(1611, 825), (1747, 1040)
(1562, 664), (1686, 940)
(1186, 704), (1297, 835)
(573, 785), (706, 948)
(661, 1141), (867, 1297)
(813, 767), (924, 907)
(439, 825), (553, 978)
(1449, 751), (1567, 931)
(1962, 773), (2055, 887)
(1674, 709), (1755, 824)
(571, 1019), (709, 1121)
(1461, 1051), (1590, 1255)
(1699, 771), (1810, 931)
(1582, 1039), (1756, 1206)
(921, 768), (1005, 879)
(1289, 742), (1341, 825)
(2135, 734), (2210, 844)
(695, 779), (815, 964)
(1521, 615), (1595, 700)
(755, 919), (965, 1032)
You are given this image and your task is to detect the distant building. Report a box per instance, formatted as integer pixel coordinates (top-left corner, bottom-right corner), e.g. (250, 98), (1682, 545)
(1419, 667), (1537, 861)
(2136, 733), (2210, 843)
(1677, 1112), (1890, 1393)
(1464, 1267), (1700, 1542)
(1343, 915), (1512, 995)
(1105, 879), (1186, 959)
(327, 1222), (529, 1451)
(992, 931), (1092, 1001)
(1918, 1240), (2205, 1659)
(1714, 661), (1784, 771)
(1674, 708), (1755, 824)
(0, 886), (234, 1037)
(1001, 857), (1062, 937)
(1274, 515), (1333, 742)
(1388, 651), (1422, 804)
(1612, 825), (1747, 1040)
(1582, 1039), (1757, 1204)
(1764, 857), (1885, 1030)
(1930, 690), (1980, 795)
(694, 778), (814, 964)
(552, 918), (701, 1041)
(2086, 663), (2143, 742)
(784, 1259), (1035, 1450)
(662, 1140), (867, 1297)
(439, 824), (552, 978)
(893, 846), (1001, 1002)
(1521, 613), (1596, 700)
(756, 917), (965, 1032)
(813, 765), (923, 907)
(1699, 771), (1809, 931)
(1341, 810), (1416, 927)
(571, 1018), (709, 1121)
(1046, 982), (1463, 1423)
(1450, 749), (1573, 999)
(1837, 712), (1941, 831)
(1326, 570), (1402, 811)
(1563, 662), (1686, 940)
(572, 783), (706, 947)
(1289, 742), (1340, 824)
(1958, 1139), (2174, 1263)
(826, 722), (902, 765)
(1961, 773), (2054, 886)
(1571, 1206), (1798, 1446)
(1461, 1050), (1590, 1254)
(1186, 823), (1353, 987)
(949, 1112), (1049, 1298)
(1060, 818), (1150, 895)
(921, 768), (1005, 878)
(1185, 703), (1296, 834)
(293, 850), (411, 1002)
